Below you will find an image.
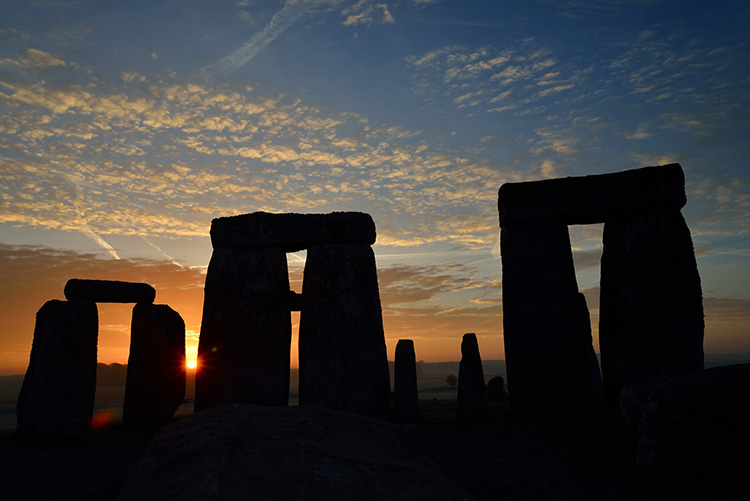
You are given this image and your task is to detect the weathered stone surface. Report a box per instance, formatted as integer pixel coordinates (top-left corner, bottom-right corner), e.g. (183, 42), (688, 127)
(501, 223), (597, 415)
(486, 376), (508, 402)
(600, 210), (704, 408)
(195, 246), (291, 411)
(116, 404), (473, 501)
(457, 334), (488, 422)
(210, 211), (376, 251)
(123, 303), (186, 424)
(299, 243), (391, 420)
(64, 278), (156, 303)
(498, 164), (686, 226)
(394, 339), (419, 423)
(636, 364), (750, 497)
(17, 300), (98, 436)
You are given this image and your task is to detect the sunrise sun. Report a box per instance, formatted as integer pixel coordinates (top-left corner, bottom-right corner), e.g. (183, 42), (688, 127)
(187, 360), (197, 370)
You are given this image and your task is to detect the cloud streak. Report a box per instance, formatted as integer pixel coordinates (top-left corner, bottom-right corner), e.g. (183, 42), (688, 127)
(199, 1), (316, 79)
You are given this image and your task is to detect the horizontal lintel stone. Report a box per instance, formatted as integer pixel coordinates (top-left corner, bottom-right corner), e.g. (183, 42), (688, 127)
(64, 278), (156, 303)
(210, 211), (376, 251)
(497, 164), (686, 227)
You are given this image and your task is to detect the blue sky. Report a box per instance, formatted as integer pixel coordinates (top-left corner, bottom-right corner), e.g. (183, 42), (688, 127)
(1, 0), (749, 373)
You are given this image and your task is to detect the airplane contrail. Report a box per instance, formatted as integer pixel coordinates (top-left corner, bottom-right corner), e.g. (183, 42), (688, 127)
(63, 172), (121, 260)
(200, 1), (315, 78)
(143, 236), (185, 268)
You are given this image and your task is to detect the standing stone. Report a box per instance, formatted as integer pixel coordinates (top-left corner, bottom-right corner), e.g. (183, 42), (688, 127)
(17, 300), (98, 436)
(393, 339), (419, 423)
(123, 303), (186, 424)
(600, 210), (704, 407)
(195, 246), (291, 410)
(457, 333), (488, 422)
(299, 243), (391, 420)
(64, 278), (156, 303)
(500, 223), (596, 415)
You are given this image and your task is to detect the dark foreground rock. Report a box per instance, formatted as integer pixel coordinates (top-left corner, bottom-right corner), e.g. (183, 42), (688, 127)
(116, 404), (473, 500)
(636, 363), (750, 499)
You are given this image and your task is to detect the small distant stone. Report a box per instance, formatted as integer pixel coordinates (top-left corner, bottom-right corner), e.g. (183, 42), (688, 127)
(486, 376), (508, 401)
(64, 278), (156, 303)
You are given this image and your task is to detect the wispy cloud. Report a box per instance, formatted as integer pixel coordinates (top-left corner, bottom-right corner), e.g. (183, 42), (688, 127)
(200, 1), (317, 79)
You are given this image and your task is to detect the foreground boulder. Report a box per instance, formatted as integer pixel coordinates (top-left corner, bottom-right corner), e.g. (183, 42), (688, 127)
(116, 404), (473, 500)
(636, 364), (750, 498)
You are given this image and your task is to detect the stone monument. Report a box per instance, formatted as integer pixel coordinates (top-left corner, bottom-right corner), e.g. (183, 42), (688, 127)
(196, 212), (391, 420)
(17, 279), (186, 434)
(497, 164), (703, 414)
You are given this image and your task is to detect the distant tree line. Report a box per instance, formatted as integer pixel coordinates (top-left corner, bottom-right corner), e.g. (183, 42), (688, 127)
(97, 363), (127, 386)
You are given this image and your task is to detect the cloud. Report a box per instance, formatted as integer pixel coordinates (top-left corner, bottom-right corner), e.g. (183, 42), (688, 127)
(342, 0), (395, 25)
(703, 297), (750, 320)
(200, 1), (317, 78)
(0, 48), (69, 72)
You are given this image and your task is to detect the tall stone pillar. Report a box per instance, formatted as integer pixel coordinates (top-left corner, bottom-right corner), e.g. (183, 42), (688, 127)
(600, 210), (704, 407)
(17, 300), (99, 436)
(393, 339), (418, 423)
(299, 243), (391, 420)
(124, 303), (186, 424)
(457, 333), (488, 422)
(501, 223), (596, 415)
(195, 246), (291, 410)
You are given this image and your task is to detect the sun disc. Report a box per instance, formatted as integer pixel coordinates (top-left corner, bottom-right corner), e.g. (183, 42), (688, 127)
(187, 360), (197, 369)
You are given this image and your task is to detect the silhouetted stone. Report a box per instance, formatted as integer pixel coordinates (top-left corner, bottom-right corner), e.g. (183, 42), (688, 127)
(498, 163), (703, 416)
(116, 404), (473, 501)
(123, 303), (186, 424)
(195, 246), (291, 410)
(64, 278), (156, 303)
(500, 223), (596, 415)
(393, 339), (419, 423)
(17, 300), (98, 436)
(600, 210), (704, 408)
(636, 364), (750, 498)
(299, 243), (391, 420)
(486, 376), (508, 402)
(289, 290), (303, 311)
(210, 211), (376, 251)
(498, 164), (685, 226)
(457, 333), (488, 422)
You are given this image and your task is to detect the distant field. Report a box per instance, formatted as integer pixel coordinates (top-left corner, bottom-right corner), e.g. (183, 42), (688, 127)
(0, 355), (746, 431)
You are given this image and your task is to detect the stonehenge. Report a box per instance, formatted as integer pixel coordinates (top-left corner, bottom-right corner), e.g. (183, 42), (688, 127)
(498, 164), (704, 415)
(196, 211), (391, 420)
(19, 164), (706, 431)
(17, 279), (186, 435)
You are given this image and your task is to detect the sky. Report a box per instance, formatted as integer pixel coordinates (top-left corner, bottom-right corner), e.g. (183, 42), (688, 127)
(1, 0), (749, 375)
